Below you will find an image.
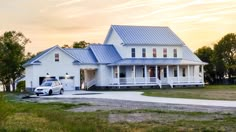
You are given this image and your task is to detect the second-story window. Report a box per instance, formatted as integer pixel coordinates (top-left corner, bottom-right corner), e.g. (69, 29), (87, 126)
(55, 53), (59, 62)
(131, 48), (135, 58)
(153, 48), (156, 57)
(173, 49), (177, 57)
(163, 48), (167, 58)
(142, 48), (146, 57)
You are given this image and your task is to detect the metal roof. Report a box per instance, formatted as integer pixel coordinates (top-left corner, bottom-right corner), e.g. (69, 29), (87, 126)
(89, 44), (122, 64)
(108, 58), (207, 66)
(64, 48), (98, 64)
(182, 46), (202, 62)
(109, 25), (185, 45)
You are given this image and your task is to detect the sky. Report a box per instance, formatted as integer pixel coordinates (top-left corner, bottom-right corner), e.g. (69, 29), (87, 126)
(0, 0), (236, 54)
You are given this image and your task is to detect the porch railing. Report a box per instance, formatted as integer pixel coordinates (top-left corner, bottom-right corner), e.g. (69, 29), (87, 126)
(111, 77), (162, 87)
(85, 78), (96, 89)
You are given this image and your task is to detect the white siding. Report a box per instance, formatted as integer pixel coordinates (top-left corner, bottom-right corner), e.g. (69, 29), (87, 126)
(96, 65), (111, 86)
(107, 45), (183, 59)
(25, 48), (80, 90)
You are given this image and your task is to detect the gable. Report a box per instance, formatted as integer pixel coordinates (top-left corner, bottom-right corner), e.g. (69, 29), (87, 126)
(23, 46), (78, 67)
(104, 27), (123, 45)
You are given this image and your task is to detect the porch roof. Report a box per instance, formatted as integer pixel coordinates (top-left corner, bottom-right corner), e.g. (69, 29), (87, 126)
(108, 58), (207, 66)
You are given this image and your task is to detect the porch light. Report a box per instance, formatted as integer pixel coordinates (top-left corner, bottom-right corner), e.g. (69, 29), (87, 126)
(65, 73), (69, 79)
(46, 73), (50, 77)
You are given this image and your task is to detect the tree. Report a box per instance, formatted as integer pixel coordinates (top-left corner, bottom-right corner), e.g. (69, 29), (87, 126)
(72, 41), (89, 48)
(195, 46), (215, 84)
(0, 31), (30, 92)
(62, 44), (70, 48)
(214, 33), (236, 82)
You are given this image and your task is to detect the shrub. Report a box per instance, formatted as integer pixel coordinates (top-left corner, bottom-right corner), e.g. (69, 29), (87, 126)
(16, 81), (25, 92)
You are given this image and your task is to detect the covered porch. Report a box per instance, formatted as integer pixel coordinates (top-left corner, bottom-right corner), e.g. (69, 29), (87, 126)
(109, 64), (205, 88)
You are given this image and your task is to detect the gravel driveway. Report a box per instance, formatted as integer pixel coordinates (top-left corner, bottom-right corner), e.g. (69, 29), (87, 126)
(25, 97), (236, 114)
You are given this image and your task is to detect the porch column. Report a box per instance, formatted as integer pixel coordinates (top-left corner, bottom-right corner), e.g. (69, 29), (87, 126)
(166, 65), (169, 80)
(133, 65), (136, 84)
(111, 66), (114, 84)
(177, 65), (180, 83)
(117, 65), (120, 85)
(201, 65), (204, 83)
(155, 65), (158, 82)
(187, 65), (190, 83)
(144, 65), (147, 84)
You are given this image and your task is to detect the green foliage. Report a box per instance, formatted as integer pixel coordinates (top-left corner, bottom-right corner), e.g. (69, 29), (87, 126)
(0, 31), (30, 92)
(16, 81), (25, 92)
(0, 94), (13, 126)
(72, 41), (89, 48)
(143, 85), (236, 100)
(1, 94), (236, 131)
(195, 46), (215, 84)
(214, 33), (236, 81)
(195, 33), (236, 84)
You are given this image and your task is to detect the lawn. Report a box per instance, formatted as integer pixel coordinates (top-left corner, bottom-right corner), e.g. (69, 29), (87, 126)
(143, 85), (236, 100)
(1, 93), (236, 131)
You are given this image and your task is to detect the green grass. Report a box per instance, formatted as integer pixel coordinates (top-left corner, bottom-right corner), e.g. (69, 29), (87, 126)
(1, 92), (236, 131)
(142, 85), (236, 100)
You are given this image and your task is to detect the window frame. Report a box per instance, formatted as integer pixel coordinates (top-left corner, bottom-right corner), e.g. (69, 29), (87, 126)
(164, 67), (167, 78)
(174, 67), (177, 77)
(182, 68), (186, 77)
(153, 48), (157, 57)
(163, 48), (167, 58)
(142, 48), (146, 58)
(173, 48), (177, 58)
(131, 48), (135, 58)
(55, 53), (59, 62)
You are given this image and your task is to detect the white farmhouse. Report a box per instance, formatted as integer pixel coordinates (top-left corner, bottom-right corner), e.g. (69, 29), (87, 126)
(23, 25), (207, 91)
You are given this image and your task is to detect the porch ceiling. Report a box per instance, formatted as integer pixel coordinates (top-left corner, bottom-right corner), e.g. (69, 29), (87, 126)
(108, 58), (207, 66)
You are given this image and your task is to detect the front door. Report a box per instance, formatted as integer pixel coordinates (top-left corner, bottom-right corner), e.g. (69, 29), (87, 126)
(149, 67), (155, 82)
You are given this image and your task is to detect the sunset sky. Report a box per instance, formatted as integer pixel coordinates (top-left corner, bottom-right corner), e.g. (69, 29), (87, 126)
(0, 0), (236, 54)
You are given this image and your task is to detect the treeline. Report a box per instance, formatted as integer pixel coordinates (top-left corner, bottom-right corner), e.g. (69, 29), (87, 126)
(195, 33), (236, 84)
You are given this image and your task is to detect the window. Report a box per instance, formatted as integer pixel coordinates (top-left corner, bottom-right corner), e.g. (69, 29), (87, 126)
(142, 48), (146, 57)
(153, 48), (157, 57)
(199, 66), (202, 72)
(55, 53), (59, 62)
(182, 68), (186, 77)
(131, 48), (135, 58)
(174, 68), (177, 77)
(173, 49), (177, 57)
(164, 67), (167, 78)
(163, 48), (167, 57)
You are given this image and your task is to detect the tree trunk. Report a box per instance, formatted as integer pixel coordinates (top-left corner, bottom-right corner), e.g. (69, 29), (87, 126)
(5, 84), (10, 92)
(12, 79), (15, 92)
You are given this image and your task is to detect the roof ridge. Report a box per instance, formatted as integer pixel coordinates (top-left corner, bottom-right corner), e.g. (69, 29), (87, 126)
(112, 25), (169, 28)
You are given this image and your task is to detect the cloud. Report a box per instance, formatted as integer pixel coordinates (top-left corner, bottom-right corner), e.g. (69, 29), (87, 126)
(55, 0), (81, 7)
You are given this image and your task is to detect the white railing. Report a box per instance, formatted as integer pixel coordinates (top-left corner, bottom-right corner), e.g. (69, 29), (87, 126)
(110, 77), (162, 87)
(85, 78), (96, 89)
(168, 76), (203, 84)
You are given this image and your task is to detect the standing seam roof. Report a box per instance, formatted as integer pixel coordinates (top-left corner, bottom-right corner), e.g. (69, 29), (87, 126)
(89, 44), (122, 63)
(111, 25), (185, 45)
(64, 48), (98, 64)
